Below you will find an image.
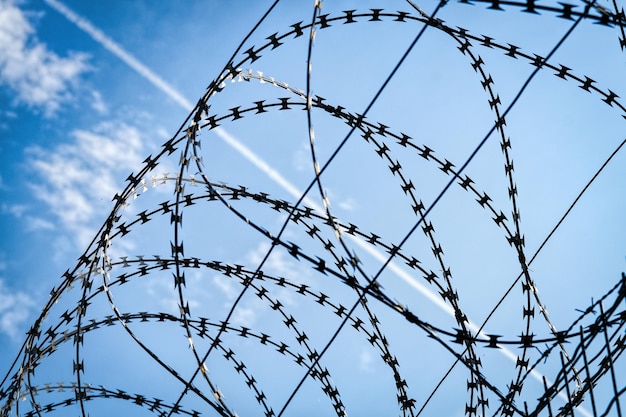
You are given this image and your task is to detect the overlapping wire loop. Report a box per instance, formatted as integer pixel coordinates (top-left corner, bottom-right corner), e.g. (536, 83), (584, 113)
(2, 2), (625, 416)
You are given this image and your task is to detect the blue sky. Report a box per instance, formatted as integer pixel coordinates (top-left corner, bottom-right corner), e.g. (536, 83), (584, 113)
(1, 0), (625, 416)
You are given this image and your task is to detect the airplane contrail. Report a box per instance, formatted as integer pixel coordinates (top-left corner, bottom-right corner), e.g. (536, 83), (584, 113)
(44, 1), (589, 413)
(43, 0), (193, 111)
(43, 0), (452, 322)
(43, 0), (310, 212)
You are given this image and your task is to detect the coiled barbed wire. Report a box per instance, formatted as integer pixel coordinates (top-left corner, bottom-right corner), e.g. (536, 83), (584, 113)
(1, 1), (625, 416)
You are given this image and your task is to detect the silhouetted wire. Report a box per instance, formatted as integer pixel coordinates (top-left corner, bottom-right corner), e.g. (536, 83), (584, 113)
(4, 2), (626, 417)
(409, 3), (603, 413)
(275, 2), (448, 415)
(472, 136), (626, 358)
(277, 0), (607, 414)
(163, 2), (284, 416)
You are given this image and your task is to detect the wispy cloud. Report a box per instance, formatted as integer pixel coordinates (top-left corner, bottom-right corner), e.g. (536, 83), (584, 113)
(142, 241), (317, 328)
(27, 122), (145, 251)
(247, 241), (313, 284)
(358, 348), (375, 373)
(0, 0), (88, 115)
(0, 109), (18, 130)
(0, 278), (35, 341)
(1, 203), (27, 218)
(90, 90), (108, 114)
(1, 203), (55, 232)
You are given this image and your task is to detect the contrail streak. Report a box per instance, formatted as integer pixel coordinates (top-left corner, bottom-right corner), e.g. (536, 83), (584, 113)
(43, 0), (450, 319)
(43, 0), (193, 111)
(43, 0), (308, 213)
(45, 1), (589, 413)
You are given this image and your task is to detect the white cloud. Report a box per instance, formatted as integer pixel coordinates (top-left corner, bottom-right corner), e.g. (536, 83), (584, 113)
(0, 108), (17, 130)
(338, 197), (356, 212)
(141, 241), (318, 328)
(144, 271), (253, 323)
(1, 203), (27, 218)
(232, 306), (258, 327)
(0, 278), (35, 340)
(210, 274), (260, 327)
(247, 241), (312, 284)
(1, 203), (56, 231)
(292, 143), (310, 172)
(213, 275), (238, 300)
(0, 0), (88, 115)
(90, 90), (107, 114)
(23, 215), (55, 231)
(321, 187), (357, 214)
(144, 275), (179, 314)
(358, 348), (375, 373)
(27, 121), (145, 250)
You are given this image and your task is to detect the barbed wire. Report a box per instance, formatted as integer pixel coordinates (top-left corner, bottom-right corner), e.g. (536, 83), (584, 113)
(2, 1), (625, 416)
